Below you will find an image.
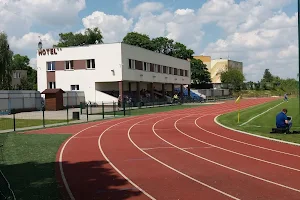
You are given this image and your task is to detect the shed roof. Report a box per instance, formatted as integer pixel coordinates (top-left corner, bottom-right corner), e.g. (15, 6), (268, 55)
(41, 89), (65, 94)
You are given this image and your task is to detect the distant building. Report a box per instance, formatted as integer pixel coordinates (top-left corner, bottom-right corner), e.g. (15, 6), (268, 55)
(194, 56), (243, 83)
(36, 43), (191, 103)
(11, 70), (27, 88)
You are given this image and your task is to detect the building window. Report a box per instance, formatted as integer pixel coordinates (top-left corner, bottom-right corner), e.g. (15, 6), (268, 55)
(47, 62), (55, 71)
(163, 66), (167, 73)
(169, 67), (173, 75)
(65, 61), (74, 70)
(13, 72), (17, 79)
(185, 70), (188, 77)
(180, 69), (184, 76)
(157, 65), (161, 73)
(129, 59), (135, 69)
(143, 62), (147, 71)
(71, 85), (79, 91)
(49, 82), (56, 89)
(174, 68), (178, 75)
(86, 59), (95, 69)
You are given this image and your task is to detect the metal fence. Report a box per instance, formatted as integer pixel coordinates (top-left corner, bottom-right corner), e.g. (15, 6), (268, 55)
(0, 96), (234, 133)
(0, 90), (42, 115)
(63, 91), (85, 107)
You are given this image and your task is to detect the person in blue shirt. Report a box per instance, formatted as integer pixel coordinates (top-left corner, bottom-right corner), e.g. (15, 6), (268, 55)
(276, 108), (292, 132)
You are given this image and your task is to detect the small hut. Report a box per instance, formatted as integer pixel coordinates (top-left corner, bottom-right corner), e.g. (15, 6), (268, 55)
(41, 89), (65, 111)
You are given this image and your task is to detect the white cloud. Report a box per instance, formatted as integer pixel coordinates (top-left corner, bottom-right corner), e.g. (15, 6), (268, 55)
(0, 0), (86, 35)
(131, 2), (164, 16)
(82, 11), (133, 43)
(2, 0), (298, 82)
(9, 32), (57, 53)
(29, 58), (37, 69)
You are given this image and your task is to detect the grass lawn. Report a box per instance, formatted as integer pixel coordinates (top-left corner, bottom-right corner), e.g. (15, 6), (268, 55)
(217, 97), (300, 144)
(0, 118), (69, 131)
(104, 104), (205, 116)
(0, 133), (71, 200)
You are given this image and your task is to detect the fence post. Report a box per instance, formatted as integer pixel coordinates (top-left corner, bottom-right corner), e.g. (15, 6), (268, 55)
(66, 106), (69, 124)
(123, 100), (126, 116)
(42, 106), (45, 128)
(12, 112), (16, 132)
(113, 101), (116, 117)
(102, 101), (104, 119)
(86, 103), (89, 121)
(80, 102), (82, 115)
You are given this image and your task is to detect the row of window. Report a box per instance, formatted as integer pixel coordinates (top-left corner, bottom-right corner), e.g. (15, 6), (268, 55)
(13, 72), (21, 79)
(128, 59), (189, 77)
(48, 82), (80, 91)
(47, 59), (95, 71)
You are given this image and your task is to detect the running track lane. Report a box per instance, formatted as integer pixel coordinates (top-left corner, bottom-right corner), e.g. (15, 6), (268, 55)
(49, 97), (279, 199)
(152, 115), (300, 199)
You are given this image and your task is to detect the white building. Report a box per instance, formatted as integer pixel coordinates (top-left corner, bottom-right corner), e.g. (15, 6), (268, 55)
(37, 42), (191, 104)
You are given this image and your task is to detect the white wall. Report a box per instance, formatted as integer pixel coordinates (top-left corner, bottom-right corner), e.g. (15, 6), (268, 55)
(121, 43), (191, 85)
(37, 43), (123, 102)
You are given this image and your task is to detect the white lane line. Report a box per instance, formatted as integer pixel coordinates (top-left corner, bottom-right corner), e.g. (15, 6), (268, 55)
(239, 101), (284, 126)
(128, 115), (240, 200)
(98, 116), (158, 200)
(141, 146), (214, 151)
(59, 119), (122, 200)
(197, 117), (300, 158)
(153, 117), (300, 193)
(173, 115), (300, 172)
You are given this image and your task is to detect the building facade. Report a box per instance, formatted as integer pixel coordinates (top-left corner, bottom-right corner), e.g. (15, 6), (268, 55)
(11, 70), (27, 88)
(37, 43), (191, 103)
(194, 56), (243, 83)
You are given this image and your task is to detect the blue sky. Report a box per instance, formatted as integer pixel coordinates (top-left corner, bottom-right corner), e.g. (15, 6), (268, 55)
(1, 0), (298, 81)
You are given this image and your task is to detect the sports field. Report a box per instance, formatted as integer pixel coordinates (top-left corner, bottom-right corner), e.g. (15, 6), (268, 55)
(2, 98), (300, 200)
(217, 97), (300, 144)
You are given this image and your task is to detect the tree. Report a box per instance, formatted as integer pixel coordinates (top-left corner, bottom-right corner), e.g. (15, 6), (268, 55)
(190, 58), (211, 84)
(151, 37), (174, 56)
(12, 54), (37, 90)
(122, 32), (153, 50)
(54, 28), (103, 47)
(0, 32), (13, 90)
(172, 42), (194, 60)
(220, 68), (245, 91)
(261, 69), (273, 90)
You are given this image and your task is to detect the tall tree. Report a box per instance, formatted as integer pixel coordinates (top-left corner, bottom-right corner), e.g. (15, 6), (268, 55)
(0, 32), (13, 90)
(262, 69), (273, 82)
(122, 32), (154, 50)
(172, 42), (194, 60)
(261, 69), (274, 90)
(54, 28), (103, 47)
(220, 68), (245, 91)
(151, 37), (175, 56)
(190, 58), (211, 84)
(12, 54), (37, 90)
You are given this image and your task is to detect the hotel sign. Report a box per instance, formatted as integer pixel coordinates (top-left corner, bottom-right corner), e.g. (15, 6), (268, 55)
(38, 48), (62, 56)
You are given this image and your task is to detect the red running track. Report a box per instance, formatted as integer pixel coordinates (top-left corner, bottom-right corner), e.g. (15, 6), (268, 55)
(25, 98), (300, 199)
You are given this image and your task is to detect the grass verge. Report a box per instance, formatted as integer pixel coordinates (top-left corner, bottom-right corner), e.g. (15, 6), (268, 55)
(0, 133), (71, 200)
(217, 98), (300, 144)
(0, 118), (68, 131)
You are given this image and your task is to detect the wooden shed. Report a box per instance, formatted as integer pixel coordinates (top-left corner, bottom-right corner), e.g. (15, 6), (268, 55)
(41, 89), (65, 111)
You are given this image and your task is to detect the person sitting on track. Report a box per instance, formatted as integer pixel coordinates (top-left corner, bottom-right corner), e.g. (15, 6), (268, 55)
(276, 108), (292, 133)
